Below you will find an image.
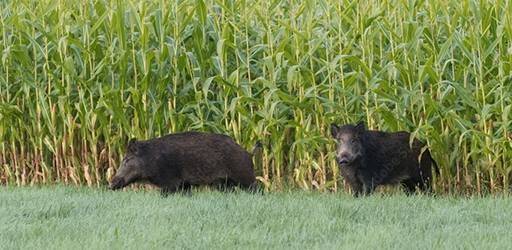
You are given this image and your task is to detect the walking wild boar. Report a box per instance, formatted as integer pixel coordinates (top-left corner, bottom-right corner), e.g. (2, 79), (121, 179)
(330, 121), (438, 196)
(109, 132), (259, 194)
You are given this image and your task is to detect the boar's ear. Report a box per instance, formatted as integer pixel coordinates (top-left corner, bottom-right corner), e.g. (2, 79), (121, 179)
(330, 124), (340, 138)
(127, 138), (139, 154)
(355, 121), (366, 133)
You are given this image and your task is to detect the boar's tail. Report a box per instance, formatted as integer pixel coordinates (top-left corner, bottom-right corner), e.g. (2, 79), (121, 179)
(251, 141), (264, 170)
(252, 141), (263, 156)
(432, 159), (440, 175)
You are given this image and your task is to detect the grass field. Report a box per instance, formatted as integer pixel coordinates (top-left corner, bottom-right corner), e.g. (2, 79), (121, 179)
(1, 186), (512, 249)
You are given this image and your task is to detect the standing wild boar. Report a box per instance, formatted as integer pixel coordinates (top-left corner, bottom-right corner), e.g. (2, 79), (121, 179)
(109, 132), (259, 194)
(330, 121), (438, 196)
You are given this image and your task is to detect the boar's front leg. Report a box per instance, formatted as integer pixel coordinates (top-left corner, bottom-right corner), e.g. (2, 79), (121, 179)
(361, 182), (376, 196)
(360, 176), (377, 196)
(353, 172), (376, 196)
(340, 168), (364, 197)
(351, 184), (364, 197)
(160, 182), (192, 197)
(345, 179), (364, 197)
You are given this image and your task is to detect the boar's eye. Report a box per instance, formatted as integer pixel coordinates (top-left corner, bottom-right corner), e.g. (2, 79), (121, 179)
(350, 138), (356, 143)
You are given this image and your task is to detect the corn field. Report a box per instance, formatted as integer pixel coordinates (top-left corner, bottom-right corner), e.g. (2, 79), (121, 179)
(0, 0), (511, 194)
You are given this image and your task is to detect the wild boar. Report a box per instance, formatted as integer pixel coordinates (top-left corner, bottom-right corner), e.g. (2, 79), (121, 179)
(330, 121), (438, 196)
(109, 132), (259, 194)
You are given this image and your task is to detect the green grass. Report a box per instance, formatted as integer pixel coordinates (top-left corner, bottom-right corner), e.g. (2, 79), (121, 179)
(1, 186), (512, 249)
(1, 0), (511, 193)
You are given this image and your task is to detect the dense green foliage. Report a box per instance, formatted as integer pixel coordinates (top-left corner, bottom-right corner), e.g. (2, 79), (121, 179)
(1, 0), (511, 193)
(2, 186), (512, 248)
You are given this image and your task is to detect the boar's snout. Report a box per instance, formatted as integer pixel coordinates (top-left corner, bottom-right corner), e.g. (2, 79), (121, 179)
(109, 176), (126, 190)
(338, 158), (349, 165)
(337, 153), (351, 165)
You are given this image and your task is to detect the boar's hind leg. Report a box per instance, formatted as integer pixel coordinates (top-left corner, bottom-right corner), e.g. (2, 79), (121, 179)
(235, 179), (262, 194)
(402, 179), (419, 194)
(402, 178), (432, 195)
(215, 178), (237, 192)
(218, 177), (259, 193)
(227, 171), (257, 192)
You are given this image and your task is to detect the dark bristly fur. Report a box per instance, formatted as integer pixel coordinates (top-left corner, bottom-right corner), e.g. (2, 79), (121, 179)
(330, 121), (439, 196)
(109, 132), (259, 195)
